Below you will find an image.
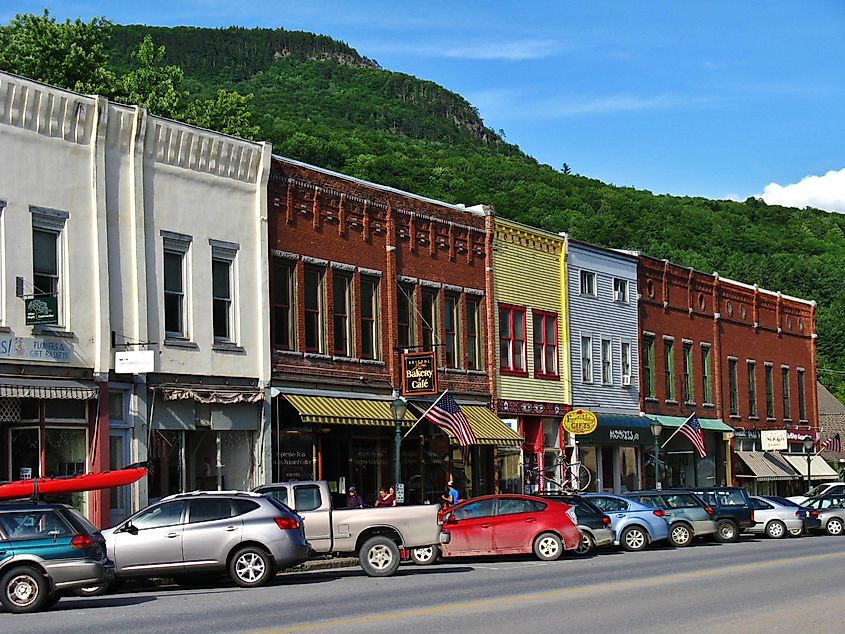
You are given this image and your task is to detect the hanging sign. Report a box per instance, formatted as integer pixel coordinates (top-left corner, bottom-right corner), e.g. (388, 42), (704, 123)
(401, 351), (438, 396)
(25, 296), (59, 325)
(562, 409), (598, 435)
(115, 350), (156, 374)
(761, 430), (788, 451)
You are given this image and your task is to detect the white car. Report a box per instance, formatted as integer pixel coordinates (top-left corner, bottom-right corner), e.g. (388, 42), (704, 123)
(748, 496), (804, 538)
(787, 482), (845, 505)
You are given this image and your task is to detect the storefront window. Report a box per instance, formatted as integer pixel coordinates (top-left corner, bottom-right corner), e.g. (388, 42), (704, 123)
(497, 447), (522, 494)
(579, 445), (599, 492)
(45, 428), (86, 476)
(149, 430), (183, 502)
(620, 446), (639, 492)
(10, 428), (40, 480)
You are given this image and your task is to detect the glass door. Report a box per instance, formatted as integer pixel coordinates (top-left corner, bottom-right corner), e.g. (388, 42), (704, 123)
(110, 430), (131, 523)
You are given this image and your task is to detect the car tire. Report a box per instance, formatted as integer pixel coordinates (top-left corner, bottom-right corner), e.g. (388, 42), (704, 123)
(359, 536), (401, 577)
(229, 546), (275, 588)
(669, 523), (693, 547)
(788, 527), (803, 537)
(826, 517), (844, 536)
(714, 519), (739, 543)
(765, 520), (787, 539)
(73, 582), (113, 597)
(533, 532), (563, 561)
(620, 526), (648, 552)
(573, 532), (594, 556)
(409, 545), (440, 565)
(0, 566), (49, 614)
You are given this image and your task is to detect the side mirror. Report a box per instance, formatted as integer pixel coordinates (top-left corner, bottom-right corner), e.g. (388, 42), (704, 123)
(121, 521), (138, 535)
(446, 514), (458, 525)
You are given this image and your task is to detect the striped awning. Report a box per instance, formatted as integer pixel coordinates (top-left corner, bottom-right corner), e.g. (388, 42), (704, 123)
(735, 451), (800, 481)
(282, 394), (417, 426)
(647, 414), (734, 433)
(408, 402), (524, 446)
(0, 376), (99, 400)
(781, 454), (840, 482)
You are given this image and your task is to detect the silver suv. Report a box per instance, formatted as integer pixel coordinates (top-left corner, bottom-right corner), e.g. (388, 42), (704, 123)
(79, 491), (309, 594)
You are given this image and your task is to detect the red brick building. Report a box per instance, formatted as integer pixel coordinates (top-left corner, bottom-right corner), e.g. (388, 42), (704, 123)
(266, 157), (519, 504)
(637, 256), (819, 492)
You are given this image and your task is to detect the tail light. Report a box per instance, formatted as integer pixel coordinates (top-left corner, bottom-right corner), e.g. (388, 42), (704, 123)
(601, 515), (611, 526)
(274, 517), (300, 530)
(795, 511), (801, 518)
(704, 506), (714, 517)
(71, 534), (93, 549)
(810, 510), (819, 518)
(652, 509), (666, 517)
(750, 510), (755, 523)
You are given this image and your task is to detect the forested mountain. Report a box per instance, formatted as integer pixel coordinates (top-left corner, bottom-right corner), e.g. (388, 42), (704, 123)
(3, 16), (844, 398)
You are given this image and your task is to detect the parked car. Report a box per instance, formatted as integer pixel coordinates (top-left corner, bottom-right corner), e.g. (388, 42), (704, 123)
(747, 496), (804, 538)
(583, 493), (670, 551)
(814, 503), (845, 536)
(671, 487), (755, 543)
(431, 495), (581, 561)
(762, 496), (821, 535)
(787, 482), (845, 505)
(77, 490), (310, 595)
(799, 496), (845, 511)
(535, 494), (614, 555)
(254, 480), (445, 575)
(625, 491), (717, 546)
(0, 501), (113, 613)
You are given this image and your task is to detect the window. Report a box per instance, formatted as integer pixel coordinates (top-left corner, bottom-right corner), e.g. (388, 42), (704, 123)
(613, 278), (629, 303)
(132, 501), (184, 530)
(601, 339), (612, 384)
(212, 258), (233, 342)
(580, 270), (596, 296)
(765, 364), (774, 418)
(304, 267), (325, 353)
(747, 362), (757, 417)
(682, 342), (693, 402)
(581, 335), (593, 382)
(782, 367), (791, 419)
(421, 288), (438, 352)
(444, 293), (460, 368)
(701, 345), (712, 403)
(32, 229), (59, 297)
(332, 272), (352, 357)
(0, 510), (71, 541)
(293, 485), (322, 512)
(466, 296), (481, 371)
(621, 341), (632, 383)
(360, 276), (379, 360)
(451, 498), (495, 520)
(798, 369), (807, 421)
(272, 259), (295, 350)
(533, 311), (558, 377)
(188, 499), (232, 523)
(664, 339), (675, 400)
(728, 358), (738, 416)
(397, 283), (415, 350)
(497, 498), (545, 515)
(499, 305), (527, 373)
(643, 336), (655, 398)
(164, 250), (186, 338)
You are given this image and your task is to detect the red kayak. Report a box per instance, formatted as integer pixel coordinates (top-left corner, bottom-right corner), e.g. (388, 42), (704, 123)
(0, 465), (147, 500)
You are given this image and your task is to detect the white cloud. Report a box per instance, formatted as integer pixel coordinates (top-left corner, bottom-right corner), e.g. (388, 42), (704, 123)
(368, 39), (562, 61)
(760, 168), (845, 213)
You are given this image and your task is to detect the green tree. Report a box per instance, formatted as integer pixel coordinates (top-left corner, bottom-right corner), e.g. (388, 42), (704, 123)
(184, 89), (260, 140)
(114, 34), (184, 119)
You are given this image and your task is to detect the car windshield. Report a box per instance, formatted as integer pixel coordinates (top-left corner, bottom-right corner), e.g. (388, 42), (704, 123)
(805, 485), (829, 497)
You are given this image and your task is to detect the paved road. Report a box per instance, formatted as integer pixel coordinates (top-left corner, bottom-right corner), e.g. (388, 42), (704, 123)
(3, 533), (845, 633)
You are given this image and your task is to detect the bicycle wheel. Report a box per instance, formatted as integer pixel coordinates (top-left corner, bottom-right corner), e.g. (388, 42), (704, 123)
(571, 464), (591, 492)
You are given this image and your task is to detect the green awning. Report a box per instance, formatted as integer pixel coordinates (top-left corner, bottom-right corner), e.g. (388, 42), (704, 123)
(647, 414), (733, 433)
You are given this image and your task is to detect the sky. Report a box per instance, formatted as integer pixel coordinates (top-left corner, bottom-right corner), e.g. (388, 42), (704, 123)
(4, 1), (845, 212)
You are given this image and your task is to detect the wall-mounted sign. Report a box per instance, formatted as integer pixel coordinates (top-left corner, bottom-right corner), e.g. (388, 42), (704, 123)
(497, 399), (566, 417)
(115, 350), (156, 374)
(761, 430), (788, 451)
(0, 335), (71, 363)
(562, 409), (598, 435)
(401, 351), (438, 396)
(787, 430), (816, 443)
(25, 296), (58, 325)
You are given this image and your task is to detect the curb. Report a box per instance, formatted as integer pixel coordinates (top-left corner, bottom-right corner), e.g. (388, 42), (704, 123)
(285, 557), (359, 573)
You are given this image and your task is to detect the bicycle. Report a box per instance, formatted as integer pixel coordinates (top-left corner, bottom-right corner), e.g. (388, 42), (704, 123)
(526, 458), (592, 493)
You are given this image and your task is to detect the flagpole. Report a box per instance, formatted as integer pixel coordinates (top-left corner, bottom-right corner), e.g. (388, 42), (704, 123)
(402, 389), (448, 439)
(660, 412), (694, 449)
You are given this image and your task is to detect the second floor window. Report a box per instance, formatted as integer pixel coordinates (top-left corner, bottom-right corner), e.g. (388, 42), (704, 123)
(664, 339), (675, 401)
(211, 258), (232, 342)
(601, 339), (612, 384)
(397, 284), (415, 350)
(728, 358), (738, 416)
(621, 341), (632, 383)
(580, 270), (596, 296)
(643, 336), (655, 398)
(466, 296), (481, 371)
(304, 267), (324, 353)
(32, 228), (59, 297)
(613, 278), (629, 303)
(164, 250), (185, 338)
(272, 260), (294, 351)
(747, 362), (757, 417)
(532, 311), (558, 377)
(444, 293), (460, 368)
(798, 369), (806, 421)
(360, 276), (379, 360)
(782, 367), (791, 419)
(332, 273), (352, 357)
(682, 342), (693, 402)
(421, 288), (438, 352)
(499, 305), (526, 373)
(765, 364), (774, 418)
(701, 345), (712, 403)
(581, 335), (593, 382)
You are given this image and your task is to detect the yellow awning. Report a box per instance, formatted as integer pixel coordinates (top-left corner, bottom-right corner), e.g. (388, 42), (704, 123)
(282, 394), (417, 427)
(408, 403), (523, 446)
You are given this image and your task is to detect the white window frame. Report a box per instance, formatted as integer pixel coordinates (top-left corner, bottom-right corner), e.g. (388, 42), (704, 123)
(210, 239), (239, 346)
(581, 334), (593, 383)
(162, 230), (192, 340)
(613, 278), (629, 303)
(580, 270), (597, 297)
(621, 340), (632, 385)
(30, 206), (69, 329)
(601, 338), (612, 384)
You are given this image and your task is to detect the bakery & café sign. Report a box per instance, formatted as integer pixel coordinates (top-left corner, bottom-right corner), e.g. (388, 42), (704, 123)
(401, 351), (438, 396)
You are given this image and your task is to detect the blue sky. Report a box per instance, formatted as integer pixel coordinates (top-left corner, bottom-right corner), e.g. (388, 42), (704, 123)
(5, 1), (845, 211)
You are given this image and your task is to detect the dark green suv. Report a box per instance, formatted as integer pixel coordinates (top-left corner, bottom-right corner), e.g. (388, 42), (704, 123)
(0, 502), (113, 613)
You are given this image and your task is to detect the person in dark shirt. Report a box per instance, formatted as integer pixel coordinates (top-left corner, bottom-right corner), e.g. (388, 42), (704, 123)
(346, 485), (363, 508)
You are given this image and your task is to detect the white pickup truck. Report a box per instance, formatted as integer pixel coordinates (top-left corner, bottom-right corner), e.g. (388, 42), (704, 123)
(254, 480), (446, 577)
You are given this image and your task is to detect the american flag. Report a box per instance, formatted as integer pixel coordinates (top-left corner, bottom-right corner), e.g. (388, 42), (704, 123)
(818, 433), (842, 453)
(424, 392), (477, 447)
(679, 413), (707, 458)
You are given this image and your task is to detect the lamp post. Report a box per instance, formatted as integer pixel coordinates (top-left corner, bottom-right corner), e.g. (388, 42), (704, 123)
(391, 393), (408, 498)
(650, 421), (663, 490)
(803, 435), (815, 492)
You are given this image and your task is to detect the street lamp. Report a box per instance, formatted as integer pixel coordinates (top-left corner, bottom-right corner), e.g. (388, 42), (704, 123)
(650, 421), (663, 490)
(803, 435), (815, 492)
(391, 393), (408, 499)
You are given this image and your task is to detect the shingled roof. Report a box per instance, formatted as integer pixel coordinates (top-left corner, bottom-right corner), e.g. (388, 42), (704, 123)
(818, 382), (845, 462)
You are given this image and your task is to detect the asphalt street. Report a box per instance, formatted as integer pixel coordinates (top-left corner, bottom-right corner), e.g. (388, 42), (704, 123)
(3, 533), (845, 633)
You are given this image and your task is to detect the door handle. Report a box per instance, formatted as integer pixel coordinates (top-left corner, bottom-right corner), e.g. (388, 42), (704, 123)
(225, 526), (237, 532)
(0, 550), (6, 556)
(524, 518), (537, 523)
(481, 523), (492, 529)
(166, 533), (179, 538)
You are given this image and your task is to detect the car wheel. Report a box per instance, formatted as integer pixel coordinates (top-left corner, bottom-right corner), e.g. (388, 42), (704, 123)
(0, 566), (49, 614)
(765, 520), (787, 539)
(714, 519), (739, 543)
(229, 546), (275, 588)
(359, 536), (401, 577)
(574, 532), (594, 556)
(410, 545), (440, 565)
(826, 517), (844, 536)
(73, 582), (113, 597)
(533, 532), (563, 561)
(669, 523), (693, 547)
(620, 526), (648, 552)
(788, 527), (803, 537)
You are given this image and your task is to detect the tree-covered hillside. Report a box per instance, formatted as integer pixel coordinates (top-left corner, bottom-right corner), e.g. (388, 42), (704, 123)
(3, 14), (845, 398)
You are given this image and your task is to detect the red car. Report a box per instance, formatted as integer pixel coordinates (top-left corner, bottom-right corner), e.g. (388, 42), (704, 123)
(436, 494), (581, 561)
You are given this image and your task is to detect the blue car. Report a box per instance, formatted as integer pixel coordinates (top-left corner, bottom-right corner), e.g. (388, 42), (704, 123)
(584, 493), (671, 551)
